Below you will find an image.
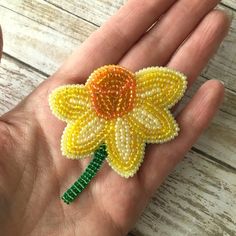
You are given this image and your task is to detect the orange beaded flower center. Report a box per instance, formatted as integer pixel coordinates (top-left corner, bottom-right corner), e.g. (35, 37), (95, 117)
(88, 66), (136, 120)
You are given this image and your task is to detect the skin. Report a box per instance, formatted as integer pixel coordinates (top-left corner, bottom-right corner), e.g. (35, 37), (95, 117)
(0, 0), (231, 235)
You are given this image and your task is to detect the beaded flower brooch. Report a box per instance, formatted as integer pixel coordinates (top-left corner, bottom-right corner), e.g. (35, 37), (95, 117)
(49, 65), (187, 204)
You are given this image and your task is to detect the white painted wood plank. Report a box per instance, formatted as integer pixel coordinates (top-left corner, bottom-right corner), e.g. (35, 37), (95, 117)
(0, 0), (97, 41)
(133, 150), (236, 236)
(184, 77), (236, 169)
(1, 1), (235, 92)
(0, 4), (95, 75)
(0, 55), (45, 114)
(195, 111), (236, 168)
(188, 76), (236, 117)
(222, 0), (236, 10)
(44, 0), (124, 26)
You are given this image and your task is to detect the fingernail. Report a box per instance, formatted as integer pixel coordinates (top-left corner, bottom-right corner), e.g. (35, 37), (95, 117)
(219, 80), (225, 86)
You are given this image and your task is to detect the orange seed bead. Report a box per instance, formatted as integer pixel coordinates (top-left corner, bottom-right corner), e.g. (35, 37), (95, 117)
(88, 65), (136, 120)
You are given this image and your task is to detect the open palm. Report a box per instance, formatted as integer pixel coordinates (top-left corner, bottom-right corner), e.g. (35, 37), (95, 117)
(0, 0), (230, 235)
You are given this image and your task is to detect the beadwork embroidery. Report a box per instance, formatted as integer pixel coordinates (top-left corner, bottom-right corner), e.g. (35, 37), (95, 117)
(49, 65), (187, 204)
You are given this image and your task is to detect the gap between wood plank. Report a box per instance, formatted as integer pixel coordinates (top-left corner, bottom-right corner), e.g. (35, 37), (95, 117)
(0, 4), (84, 42)
(3, 52), (49, 77)
(201, 74), (236, 94)
(43, 0), (100, 27)
(192, 147), (236, 172)
(221, 2), (236, 12)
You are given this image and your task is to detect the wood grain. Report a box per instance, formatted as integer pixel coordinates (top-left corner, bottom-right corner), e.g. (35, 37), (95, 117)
(44, 0), (124, 26)
(0, 55), (45, 114)
(0, 2), (95, 75)
(1, 1), (236, 91)
(133, 149), (236, 236)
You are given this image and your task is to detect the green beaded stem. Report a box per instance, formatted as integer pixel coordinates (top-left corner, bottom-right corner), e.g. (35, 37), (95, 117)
(61, 144), (107, 204)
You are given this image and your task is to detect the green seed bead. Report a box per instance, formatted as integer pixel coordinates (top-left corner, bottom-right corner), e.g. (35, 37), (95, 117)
(87, 166), (96, 174)
(71, 185), (80, 194)
(81, 175), (89, 184)
(86, 171), (94, 179)
(61, 197), (70, 205)
(61, 144), (107, 204)
(88, 164), (97, 171)
(90, 163), (98, 169)
(78, 178), (87, 187)
(75, 181), (83, 191)
(62, 193), (73, 203)
(67, 189), (76, 198)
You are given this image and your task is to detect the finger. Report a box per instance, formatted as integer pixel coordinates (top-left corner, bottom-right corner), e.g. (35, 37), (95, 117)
(139, 80), (224, 194)
(54, 0), (176, 81)
(120, 0), (220, 70)
(168, 10), (231, 86)
(0, 25), (3, 61)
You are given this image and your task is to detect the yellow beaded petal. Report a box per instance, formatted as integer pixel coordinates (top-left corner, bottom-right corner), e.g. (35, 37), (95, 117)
(49, 84), (91, 122)
(61, 111), (106, 158)
(105, 117), (145, 178)
(127, 102), (179, 143)
(49, 65), (187, 181)
(136, 67), (187, 109)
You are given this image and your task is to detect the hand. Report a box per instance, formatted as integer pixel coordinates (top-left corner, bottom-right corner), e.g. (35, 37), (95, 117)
(0, 0), (230, 235)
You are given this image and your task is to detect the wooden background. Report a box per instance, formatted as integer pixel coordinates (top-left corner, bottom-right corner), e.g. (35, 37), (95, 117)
(0, 0), (235, 235)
